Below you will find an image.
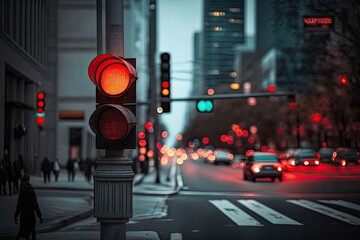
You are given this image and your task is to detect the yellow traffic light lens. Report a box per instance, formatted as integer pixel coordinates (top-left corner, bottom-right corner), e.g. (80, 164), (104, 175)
(98, 108), (128, 141)
(162, 89), (170, 96)
(100, 64), (130, 96)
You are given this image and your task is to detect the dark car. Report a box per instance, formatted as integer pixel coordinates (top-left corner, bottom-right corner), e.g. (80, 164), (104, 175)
(331, 148), (360, 166)
(243, 152), (283, 182)
(318, 147), (335, 163)
(287, 148), (320, 167)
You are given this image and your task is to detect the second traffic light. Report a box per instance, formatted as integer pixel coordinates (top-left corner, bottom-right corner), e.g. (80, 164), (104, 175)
(160, 52), (170, 112)
(196, 100), (214, 113)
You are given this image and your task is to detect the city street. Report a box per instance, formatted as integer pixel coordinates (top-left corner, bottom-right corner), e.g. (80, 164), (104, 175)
(3, 159), (355, 240)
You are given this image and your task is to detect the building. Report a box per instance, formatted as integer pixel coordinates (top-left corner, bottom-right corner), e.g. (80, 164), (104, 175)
(0, 0), (55, 174)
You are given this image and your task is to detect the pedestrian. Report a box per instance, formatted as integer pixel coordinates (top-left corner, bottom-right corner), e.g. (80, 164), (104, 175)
(0, 159), (8, 195)
(14, 175), (43, 240)
(53, 158), (60, 181)
(41, 157), (51, 184)
(84, 157), (94, 182)
(66, 158), (75, 182)
(13, 155), (25, 193)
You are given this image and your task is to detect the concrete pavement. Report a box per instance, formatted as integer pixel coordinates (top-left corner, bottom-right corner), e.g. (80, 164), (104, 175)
(0, 162), (182, 240)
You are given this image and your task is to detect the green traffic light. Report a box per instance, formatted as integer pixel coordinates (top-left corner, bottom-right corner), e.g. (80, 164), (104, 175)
(196, 100), (213, 112)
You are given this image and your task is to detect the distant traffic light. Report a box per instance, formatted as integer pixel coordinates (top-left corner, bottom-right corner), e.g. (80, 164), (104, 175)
(160, 52), (170, 112)
(36, 91), (46, 126)
(196, 100), (214, 113)
(88, 54), (138, 149)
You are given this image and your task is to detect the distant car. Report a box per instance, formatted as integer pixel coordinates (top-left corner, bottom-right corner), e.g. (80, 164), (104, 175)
(278, 149), (295, 170)
(243, 152), (283, 182)
(318, 147), (335, 163)
(213, 149), (234, 165)
(232, 154), (246, 168)
(287, 148), (320, 167)
(331, 147), (360, 166)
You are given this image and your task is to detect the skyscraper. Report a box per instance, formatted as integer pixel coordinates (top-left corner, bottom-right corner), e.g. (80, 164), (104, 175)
(202, 0), (245, 90)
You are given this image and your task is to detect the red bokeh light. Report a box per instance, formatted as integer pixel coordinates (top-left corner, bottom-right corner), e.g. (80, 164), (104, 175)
(267, 85), (276, 93)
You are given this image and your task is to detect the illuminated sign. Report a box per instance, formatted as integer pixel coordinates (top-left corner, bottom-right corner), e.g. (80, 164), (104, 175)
(303, 16), (334, 31)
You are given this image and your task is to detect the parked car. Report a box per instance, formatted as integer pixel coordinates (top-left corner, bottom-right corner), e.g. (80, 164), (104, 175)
(331, 147), (360, 166)
(243, 152), (283, 182)
(287, 148), (320, 167)
(318, 147), (335, 163)
(213, 149), (234, 165)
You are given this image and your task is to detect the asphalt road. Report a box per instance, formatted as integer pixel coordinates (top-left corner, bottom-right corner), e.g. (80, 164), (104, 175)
(39, 160), (360, 240)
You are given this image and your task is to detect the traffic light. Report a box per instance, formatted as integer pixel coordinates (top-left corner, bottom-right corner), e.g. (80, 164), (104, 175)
(160, 52), (170, 112)
(36, 91), (46, 126)
(196, 100), (214, 113)
(88, 54), (138, 149)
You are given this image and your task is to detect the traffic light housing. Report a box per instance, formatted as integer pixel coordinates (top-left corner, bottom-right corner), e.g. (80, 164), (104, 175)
(36, 91), (46, 126)
(88, 54), (138, 149)
(160, 52), (170, 112)
(196, 100), (214, 113)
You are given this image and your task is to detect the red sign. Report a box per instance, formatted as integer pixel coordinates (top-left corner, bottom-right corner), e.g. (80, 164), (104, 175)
(304, 16), (334, 31)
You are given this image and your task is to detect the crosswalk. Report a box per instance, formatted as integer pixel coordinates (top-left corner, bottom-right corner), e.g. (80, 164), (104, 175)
(209, 199), (360, 226)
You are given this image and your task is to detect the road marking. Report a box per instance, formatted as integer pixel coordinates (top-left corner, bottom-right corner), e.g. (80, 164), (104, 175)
(318, 200), (360, 211)
(170, 233), (183, 240)
(238, 200), (302, 225)
(209, 200), (263, 226)
(287, 199), (360, 225)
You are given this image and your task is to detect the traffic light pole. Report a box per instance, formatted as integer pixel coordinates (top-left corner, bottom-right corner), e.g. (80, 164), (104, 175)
(93, 1), (134, 239)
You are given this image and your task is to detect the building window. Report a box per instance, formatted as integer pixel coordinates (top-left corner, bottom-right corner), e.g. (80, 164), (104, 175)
(229, 18), (242, 24)
(229, 8), (241, 13)
(209, 11), (225, 17)
(213, 42), (219, 47)
(213, 27), (224, 31)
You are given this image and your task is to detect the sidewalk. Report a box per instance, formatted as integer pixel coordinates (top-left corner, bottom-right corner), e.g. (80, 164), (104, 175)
(0, 161), (182, 240)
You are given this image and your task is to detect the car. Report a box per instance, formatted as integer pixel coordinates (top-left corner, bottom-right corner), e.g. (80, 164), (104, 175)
(318, 147), (335, 163)
(232, 154), (246, 168)
(243, 152), (283, 182)
(331, 147), (360, 166)
(213, 149), (234, 165)
(286, 148), (320, 167)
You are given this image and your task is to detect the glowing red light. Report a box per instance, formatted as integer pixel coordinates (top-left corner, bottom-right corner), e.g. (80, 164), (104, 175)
(36, 116), (45, 125)
(267, 85), (276, 93)
(145, 122), (153, 132)
(37, 101), (45, 108)
(202, 137), (209, 145)
(289, 102), (297, 110)
(37, 108), (44, 114)
(162, 81), (169, 89)
(338, 75), (348, 85)
(138, 132), (146, 139)
(220, 135), (228, 142)
(311, 113), (322, 123)
(139, 139), (147, 147)
(37, 92), (45, 100)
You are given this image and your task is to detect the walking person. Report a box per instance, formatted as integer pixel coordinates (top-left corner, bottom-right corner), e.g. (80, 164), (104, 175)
(41, 157), (51, 184)
(66, 158), (74, 182)
(14, 175), (43, 240)
(0, 159), (8, 195)
(53, 159), (60, 181)
(13, 155), (25, 193)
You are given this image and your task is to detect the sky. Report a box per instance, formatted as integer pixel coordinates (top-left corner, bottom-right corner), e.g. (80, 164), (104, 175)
(157, 0), (203, 146)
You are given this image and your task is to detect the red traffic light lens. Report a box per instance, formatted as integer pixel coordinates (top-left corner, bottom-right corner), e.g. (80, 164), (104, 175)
(37, 101), (45, 108)
(100, 63), (130, 96)
(162, 81), (170, 89)
(98, 108), (128, 141)
(267, 85), (276, 93)
(37, 92), (45, 100)
(36, 116), (45, 125)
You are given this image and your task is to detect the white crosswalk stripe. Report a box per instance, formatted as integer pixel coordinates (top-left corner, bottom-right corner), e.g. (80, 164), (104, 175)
(318, 200), (360, 211)
(209, 200), (263, 226)
(209, 199), (360, 226)
(238, 200), (302, 225)
(288, 199), (360, 225)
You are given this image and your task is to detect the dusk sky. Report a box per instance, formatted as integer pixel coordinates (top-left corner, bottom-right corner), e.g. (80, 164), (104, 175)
(158, 0), (203, 146)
